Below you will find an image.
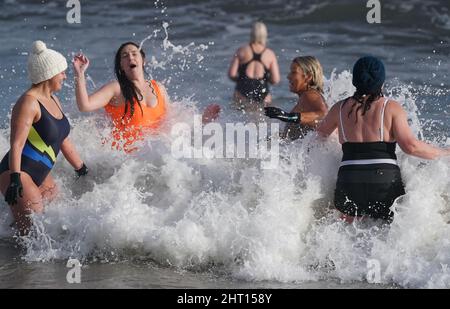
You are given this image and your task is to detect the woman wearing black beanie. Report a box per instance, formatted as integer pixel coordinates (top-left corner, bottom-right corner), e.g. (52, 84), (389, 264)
(317, 56), (450, 223)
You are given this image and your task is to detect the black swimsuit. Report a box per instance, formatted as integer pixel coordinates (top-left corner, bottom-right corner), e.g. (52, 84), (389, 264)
(235, 45), (270, 103)
(334, 98), (405, 221)
(0, 97), (70, 186)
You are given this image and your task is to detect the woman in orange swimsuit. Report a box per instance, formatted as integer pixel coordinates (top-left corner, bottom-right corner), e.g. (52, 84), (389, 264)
(73, 42), (170, 152)
(74, 42), (220, 152)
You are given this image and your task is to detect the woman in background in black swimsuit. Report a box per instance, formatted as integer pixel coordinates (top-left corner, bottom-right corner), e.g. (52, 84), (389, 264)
(228, 22), (280, 110)
(0, 41), (87, 235)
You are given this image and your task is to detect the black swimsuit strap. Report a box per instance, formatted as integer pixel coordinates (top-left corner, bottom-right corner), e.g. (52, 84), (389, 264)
(50, 95), (64, 113)
(237, 45), (270, 81)
(250, 44), (266, 63)
(36, 97), (65, 121)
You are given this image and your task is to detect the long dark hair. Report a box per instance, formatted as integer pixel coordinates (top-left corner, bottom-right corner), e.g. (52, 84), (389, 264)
(114, 41), (146, 118)
(347, 88), (384, 121)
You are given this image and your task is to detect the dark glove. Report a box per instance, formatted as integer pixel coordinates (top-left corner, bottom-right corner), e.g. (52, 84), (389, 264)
(75, 163), (88, 177)
(264, 107), (301, 123)
(5, 173), (23, 205)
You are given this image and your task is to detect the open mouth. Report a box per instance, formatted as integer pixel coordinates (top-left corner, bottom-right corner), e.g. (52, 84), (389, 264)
(130, 64), (137, 69)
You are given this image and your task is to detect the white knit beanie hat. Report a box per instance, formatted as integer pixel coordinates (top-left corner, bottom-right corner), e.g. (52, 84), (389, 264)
(27, 40), (68, 84)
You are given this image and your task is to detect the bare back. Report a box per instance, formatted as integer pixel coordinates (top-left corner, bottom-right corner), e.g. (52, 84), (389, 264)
(338, 97), (395, 144)
(237, 43), (275, 80)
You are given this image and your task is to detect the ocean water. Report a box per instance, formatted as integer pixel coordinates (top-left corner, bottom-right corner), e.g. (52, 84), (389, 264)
(0, 0), (449, 289)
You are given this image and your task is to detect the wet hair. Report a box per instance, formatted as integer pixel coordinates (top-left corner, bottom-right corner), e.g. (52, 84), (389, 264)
(250, 22), (268, 46)
(114, 41), (146, 118)
(347, 88), (383, 121)
(292, 56), (324, 94)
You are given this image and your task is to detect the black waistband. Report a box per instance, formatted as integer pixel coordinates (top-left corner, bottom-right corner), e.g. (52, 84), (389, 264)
(342, 141), (397, 161)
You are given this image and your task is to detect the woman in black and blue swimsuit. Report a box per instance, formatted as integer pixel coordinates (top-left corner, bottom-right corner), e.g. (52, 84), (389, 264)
(228, 22), (280, 110)
(317, 56), (450, 223)
(0, 41), (87, 235)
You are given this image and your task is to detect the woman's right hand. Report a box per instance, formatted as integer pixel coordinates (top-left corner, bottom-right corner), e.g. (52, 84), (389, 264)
(73, 53), (90, 76)
(5, 173), (23, 205)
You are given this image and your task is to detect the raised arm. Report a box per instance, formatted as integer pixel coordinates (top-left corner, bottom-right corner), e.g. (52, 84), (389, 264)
(391, 101), (449, 159)
(73, 54), (118, 112)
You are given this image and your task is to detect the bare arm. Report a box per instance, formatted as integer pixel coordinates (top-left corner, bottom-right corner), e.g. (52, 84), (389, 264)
(316, 102), (339, 138)
(292, 92), (328, 126)
(9, 96), (39, 173)
(228, 50), (240, 82)
(268, 51), (280, 85)
(73, 54), (118, 112)
(75, 77), (117, 112)
(60, 137), (84, 170)
(391, 102), (449, 159)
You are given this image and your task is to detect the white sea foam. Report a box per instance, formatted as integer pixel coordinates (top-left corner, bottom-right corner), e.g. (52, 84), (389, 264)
(1, 70), (448, 288)
(0, 0), (449, 287)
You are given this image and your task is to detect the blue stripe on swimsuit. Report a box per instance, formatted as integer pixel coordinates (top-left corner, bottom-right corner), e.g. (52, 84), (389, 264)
(22, 144), (54, 169)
